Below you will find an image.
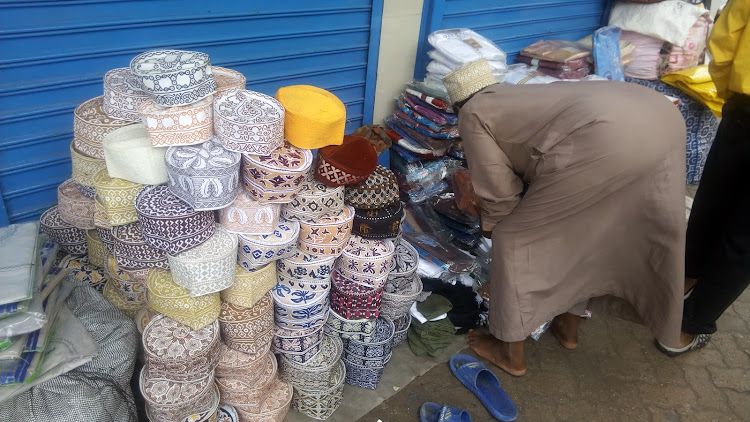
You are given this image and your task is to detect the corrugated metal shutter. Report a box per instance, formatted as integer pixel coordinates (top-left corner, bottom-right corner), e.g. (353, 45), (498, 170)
(414, 0), (612, 78)
(0, 0), (383, 225)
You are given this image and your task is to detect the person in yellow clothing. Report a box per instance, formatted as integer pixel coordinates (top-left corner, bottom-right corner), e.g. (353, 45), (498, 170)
(657, 0), (750, 356)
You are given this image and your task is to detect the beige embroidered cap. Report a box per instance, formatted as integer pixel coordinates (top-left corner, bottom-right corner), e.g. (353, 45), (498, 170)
(147, 268), (221, 331)
(442, 59), (496, 104)
(102, 124), (168, 185)
(221, 263), (277, 309)
(93, 169), (143, 226)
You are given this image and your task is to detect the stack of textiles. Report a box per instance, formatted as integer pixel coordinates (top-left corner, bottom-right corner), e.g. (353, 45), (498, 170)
(385, 82), (463, 204)
(609, 0), (711, 80)
(516, 40), (592, 79)
(408, 294), (456, 357)
(0, 223), (66, 387)
(425, 28), (507, 85)
(1, 276), (140, 421)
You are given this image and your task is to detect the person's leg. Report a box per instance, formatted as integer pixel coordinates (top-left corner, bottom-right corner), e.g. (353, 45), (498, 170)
(466, 330), (527, 376)
(550, 300), (587, 349)
(681, 95), (750, 344)
(684, 115), (736, 290)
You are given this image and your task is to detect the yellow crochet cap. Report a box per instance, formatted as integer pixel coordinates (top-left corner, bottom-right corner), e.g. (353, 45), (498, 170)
(275, 85), (346, 149)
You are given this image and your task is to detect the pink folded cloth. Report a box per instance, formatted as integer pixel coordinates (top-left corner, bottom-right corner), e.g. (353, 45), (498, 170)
(620, 30), (665, 81)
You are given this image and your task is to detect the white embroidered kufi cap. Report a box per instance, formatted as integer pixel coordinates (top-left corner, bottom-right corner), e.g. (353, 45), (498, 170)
(130, 50), (217, 107)
(167, 225), (238, 297)
(102, 67), (150, 122)
(165, 137), (242, 211)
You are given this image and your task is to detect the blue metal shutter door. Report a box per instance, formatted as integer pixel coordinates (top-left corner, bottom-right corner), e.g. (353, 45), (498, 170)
(0, 0), (383, 225)
(415, 0), (610, 79)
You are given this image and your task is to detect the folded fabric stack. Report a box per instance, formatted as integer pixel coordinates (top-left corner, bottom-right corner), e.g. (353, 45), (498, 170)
(0, 224), (69, 387)
(384, 78), (464, 203)
(408, 294), (457, 357)
(385, 91), (460, 178)
(516, 40), (592, 79)
(609, 0), (711, 80)
(424, 28), (507, 85)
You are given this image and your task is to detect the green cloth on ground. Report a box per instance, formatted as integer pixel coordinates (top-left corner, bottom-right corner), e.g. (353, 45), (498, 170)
(407, 317), (456, 357)
(417, 294), (453, 320)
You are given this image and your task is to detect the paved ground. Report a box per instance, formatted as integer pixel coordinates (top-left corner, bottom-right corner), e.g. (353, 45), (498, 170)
(360, 289), (750, 422)
(360, 185), (750, 422)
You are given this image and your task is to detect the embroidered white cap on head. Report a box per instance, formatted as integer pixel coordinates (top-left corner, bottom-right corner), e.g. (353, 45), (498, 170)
(442, 59), (496, 104)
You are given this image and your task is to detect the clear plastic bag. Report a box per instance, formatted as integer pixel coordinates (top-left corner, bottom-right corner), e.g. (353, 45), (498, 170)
(403, 231), (477, 274)
(428, 29), (508, 69)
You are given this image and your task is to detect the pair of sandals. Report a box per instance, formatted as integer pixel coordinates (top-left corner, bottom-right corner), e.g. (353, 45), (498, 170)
(419, 354), (517, 422)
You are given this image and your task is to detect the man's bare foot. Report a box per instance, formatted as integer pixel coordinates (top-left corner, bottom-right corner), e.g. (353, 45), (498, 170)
(551, 313), (581, 350)
(466, 330), (527, 376)
(685, 277), (698, 296)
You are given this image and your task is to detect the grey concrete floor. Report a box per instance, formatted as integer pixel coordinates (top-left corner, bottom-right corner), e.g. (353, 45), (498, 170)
(357, 186), (750, 422)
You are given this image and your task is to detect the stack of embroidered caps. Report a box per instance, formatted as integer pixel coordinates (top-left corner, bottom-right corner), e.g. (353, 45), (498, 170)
(141, 314), (221, 422)
(330, 236), (398, 390)
(382, 240), (422, 346)
(254, 85), (359, 420)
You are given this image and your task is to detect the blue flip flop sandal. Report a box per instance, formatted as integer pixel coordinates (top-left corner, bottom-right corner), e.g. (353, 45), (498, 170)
(449, 354), (518, 421)
(420, 402), (472, 422)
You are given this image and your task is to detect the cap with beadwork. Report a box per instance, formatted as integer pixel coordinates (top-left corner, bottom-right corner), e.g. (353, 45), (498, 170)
(344, 166), (399, 210)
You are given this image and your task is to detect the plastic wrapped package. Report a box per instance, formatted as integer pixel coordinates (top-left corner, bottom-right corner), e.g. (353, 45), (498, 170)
(520, 40), (591, 63)
(393, 110), (459, 140)
(391, 143), (425, 164)
(403, 231), (477, 274)
(0, 223), (40, 307)
(404, 88), (454, 113)
(660, 15), (710, 76)
(661, 65), (723, 116)
(403, 93), (457, 125)
(407, 79), (450, 102)
(385, 116), (453, 153)
(388, 131), (448, 160)
(426, 60), (453, 78)
(390, 154), (462, 187)
(503, 64), (563, 85)
(427, 29), (507, 69)
(427, 49), (509, 75)
(593, 26), (625, 81)
(407, 180), (450, 203)
(403, 202), (453, 244)
(515, 55), (588, 72)
(396, 97), (441, 132)
(620, 31), (664, 80)
(0, 248), (67, 340)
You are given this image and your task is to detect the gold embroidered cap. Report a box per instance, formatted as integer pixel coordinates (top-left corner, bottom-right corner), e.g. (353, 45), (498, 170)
(442, 59), (496, 104)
